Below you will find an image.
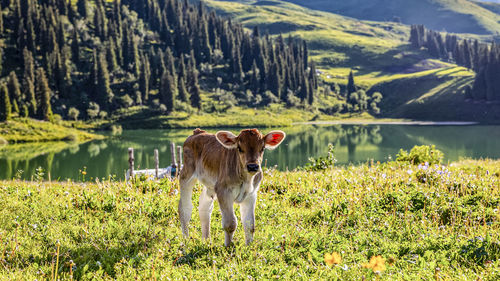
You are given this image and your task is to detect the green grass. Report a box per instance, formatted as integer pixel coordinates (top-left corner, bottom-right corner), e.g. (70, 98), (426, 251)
(0, 118), (104, 143)
(0, 158), (499, 280)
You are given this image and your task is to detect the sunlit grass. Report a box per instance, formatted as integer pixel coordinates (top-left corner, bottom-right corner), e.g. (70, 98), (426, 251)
(0, 158), (498, 279)
(0, 118), (103, 143)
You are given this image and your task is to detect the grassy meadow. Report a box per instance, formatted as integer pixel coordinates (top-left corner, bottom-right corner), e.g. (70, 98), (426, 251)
(0, 156), (499, 280)
(0, 118), (104, 144)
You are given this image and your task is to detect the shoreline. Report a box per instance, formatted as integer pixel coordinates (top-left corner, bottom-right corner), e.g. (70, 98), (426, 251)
(294, 120), (480, 126)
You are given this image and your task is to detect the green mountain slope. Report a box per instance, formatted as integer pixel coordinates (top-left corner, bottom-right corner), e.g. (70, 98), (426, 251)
(206, 0), (411, 73)
(276, 0), (500, 35)
(474, 0), (500, 15)
(207, 0), (500, 122)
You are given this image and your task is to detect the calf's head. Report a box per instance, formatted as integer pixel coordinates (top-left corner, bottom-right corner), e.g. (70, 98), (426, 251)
(216, 129), (286, 174)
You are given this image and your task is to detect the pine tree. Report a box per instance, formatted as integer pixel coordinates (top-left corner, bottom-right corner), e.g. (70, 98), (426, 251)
(0, 3), (3, 35)
(298, 75), (309, 102)
(0, 46), (2, 76)
(347, 70), (357, 97)
(129, 35), (141, 76)
(472, 68), (487, 100)
(307, 78), (314, 105)
(309, 61), (318, 89)
(71, 28), (80, 67)
(35, 68), (52, 121)
(250, 61), (260, 95)
(23, 48), (35, 82)
(268, 62), (281, 99)
(106, 40), (118, 71)
(0, 84), (11, 121)
(7, 71), (21, 114)
(164, 47), (177, 85)
(160, 72), (176, 112)
(187, 65), (201, 109)
(177, 76), (189, 103)
(139, 54), (151, 103)
(463, 40), (473, 70)
(96, 51), (114, 110)
(77, 0), (88, 18)
(24, 78), (36, 117)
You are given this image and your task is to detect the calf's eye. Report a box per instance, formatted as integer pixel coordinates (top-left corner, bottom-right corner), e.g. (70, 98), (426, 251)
(238, 146), (243, 153)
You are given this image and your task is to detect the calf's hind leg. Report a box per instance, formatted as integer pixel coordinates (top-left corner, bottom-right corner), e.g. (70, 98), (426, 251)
(178, 148), (196, 238)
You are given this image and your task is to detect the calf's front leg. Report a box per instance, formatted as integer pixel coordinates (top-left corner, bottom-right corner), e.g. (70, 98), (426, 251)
(240, 193), (257, 245)
(216, 187), (237, 247)
(199, 187), (215, 241)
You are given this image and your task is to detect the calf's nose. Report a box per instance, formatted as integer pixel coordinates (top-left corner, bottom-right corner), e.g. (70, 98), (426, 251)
(247, 163), (260, 172)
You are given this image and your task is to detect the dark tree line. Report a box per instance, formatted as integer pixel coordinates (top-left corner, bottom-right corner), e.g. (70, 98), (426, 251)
(410, 24), (500, 101)
(0, 0), (317, 121)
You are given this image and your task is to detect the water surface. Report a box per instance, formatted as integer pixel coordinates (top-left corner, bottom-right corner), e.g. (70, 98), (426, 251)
(1, 125), (500, 180)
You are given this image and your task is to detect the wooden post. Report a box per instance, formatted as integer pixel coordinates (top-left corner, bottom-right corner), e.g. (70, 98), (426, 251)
(128, 148), (134, 182)
(170, 142), (177, 167)
(170, 142), (177, 177)
(154, 149), (159, 179)
(176, 146), (182, 167)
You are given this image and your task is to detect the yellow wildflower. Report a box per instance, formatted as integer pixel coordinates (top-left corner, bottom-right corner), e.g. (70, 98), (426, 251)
(363, 255), (386, 273)
(324, 252), (342, 266)
(82, 171), (87, 175)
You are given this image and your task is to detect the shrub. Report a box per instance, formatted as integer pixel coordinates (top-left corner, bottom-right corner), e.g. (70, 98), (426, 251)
(87, 102), (100, 119)
(51, 114), (63, 124)
(63, 133), (78, 142)
(119, 94), (134, 108)
(303, 143), (337, 171)
(396, 145), (444, 165)
(110, 124), (123, 135)
(68, 107), (80, 121)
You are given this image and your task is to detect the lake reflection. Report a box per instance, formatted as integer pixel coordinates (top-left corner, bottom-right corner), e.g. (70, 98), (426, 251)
(1, 125), (500, 180)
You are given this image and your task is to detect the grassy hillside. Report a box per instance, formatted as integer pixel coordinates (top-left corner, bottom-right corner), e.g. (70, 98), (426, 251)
(279, 0), (500, 35)
(474, 0), (500, 15)
(0, 118), (103, 143)
(208, 0), (500, 122)
(0, 158), (498, 279)
(207, 0), (410, 72)
(365, 67), (500, 121)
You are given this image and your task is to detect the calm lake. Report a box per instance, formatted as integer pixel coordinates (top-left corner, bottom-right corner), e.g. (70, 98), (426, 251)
(1, 124), (500, 180)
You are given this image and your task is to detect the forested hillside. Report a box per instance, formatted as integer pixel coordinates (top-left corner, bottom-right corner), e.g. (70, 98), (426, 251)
(410, 24), (500, 102)
(0, 0), (318, 122)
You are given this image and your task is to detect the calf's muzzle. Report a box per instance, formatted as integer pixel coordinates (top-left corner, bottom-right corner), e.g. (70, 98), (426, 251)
(246, 163), (260, 172)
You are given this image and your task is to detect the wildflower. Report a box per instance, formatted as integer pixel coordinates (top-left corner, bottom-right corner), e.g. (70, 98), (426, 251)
(407, 169), (413, 175)
(324, 252), (342, 266)
(363, 255), (386, 273)
(82, 171), (87, 175)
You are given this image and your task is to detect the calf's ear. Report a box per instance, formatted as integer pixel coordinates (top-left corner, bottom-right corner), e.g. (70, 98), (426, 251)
(216, 131), (238, 149)
(264, 131), (286, 150)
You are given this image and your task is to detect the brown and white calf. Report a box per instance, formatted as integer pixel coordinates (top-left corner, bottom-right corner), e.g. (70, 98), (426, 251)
(178, 128), (286, 246)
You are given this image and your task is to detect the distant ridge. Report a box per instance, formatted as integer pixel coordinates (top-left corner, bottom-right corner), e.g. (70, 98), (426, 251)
(274, 0), (500, 35)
